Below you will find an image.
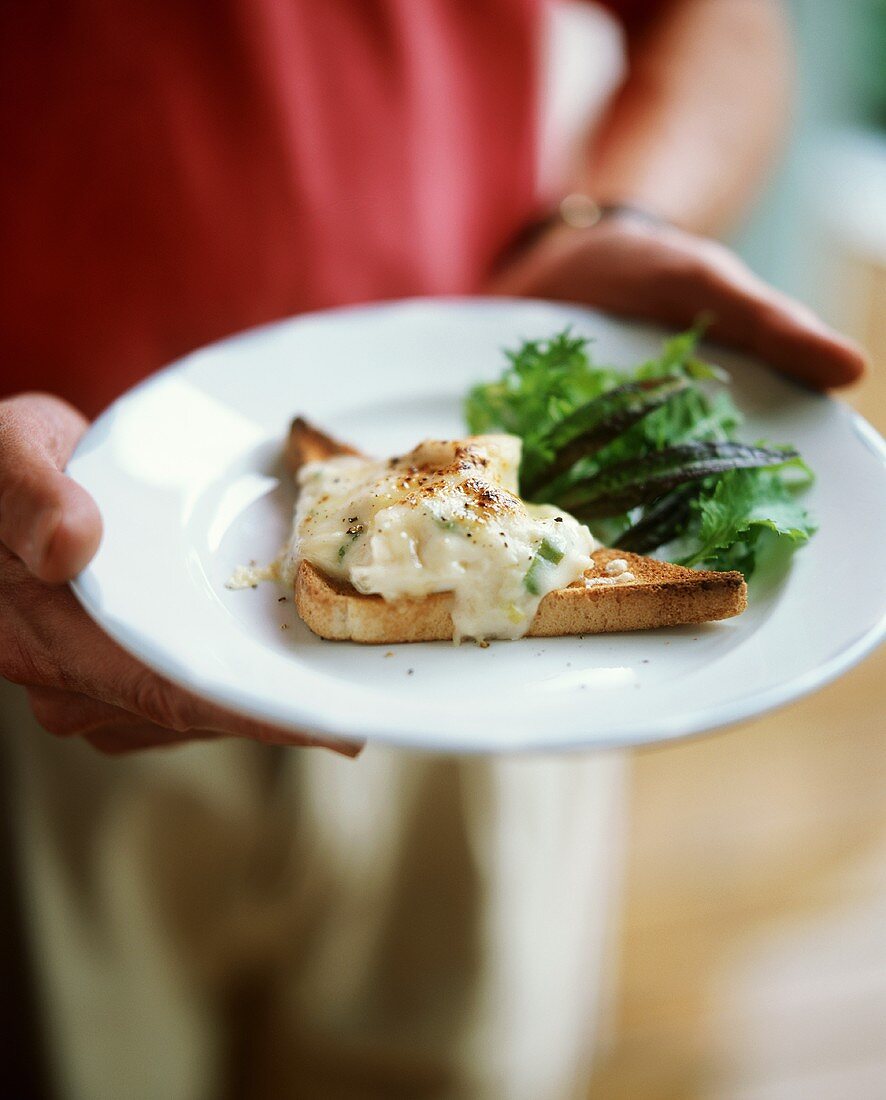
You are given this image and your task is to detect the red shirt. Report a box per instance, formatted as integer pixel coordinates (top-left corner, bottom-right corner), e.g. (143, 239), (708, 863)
(1, 1), (641, 417)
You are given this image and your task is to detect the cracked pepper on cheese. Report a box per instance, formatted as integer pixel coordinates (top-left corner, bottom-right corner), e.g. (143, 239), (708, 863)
(284, 435), (596, 642)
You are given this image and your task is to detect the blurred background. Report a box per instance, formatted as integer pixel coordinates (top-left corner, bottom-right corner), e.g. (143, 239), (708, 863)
(2, 4), (883, 1099)
(589, 3), (886, 1096)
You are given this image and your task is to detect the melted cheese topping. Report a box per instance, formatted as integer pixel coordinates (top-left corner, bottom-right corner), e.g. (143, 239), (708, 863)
(283, 435), (596, 642)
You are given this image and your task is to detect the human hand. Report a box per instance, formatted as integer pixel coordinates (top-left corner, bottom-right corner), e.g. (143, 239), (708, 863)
(0, 393), (360, 756)
(487, 214), (867, 390)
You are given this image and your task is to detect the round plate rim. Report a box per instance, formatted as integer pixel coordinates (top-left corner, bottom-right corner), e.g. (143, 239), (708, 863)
(68, 296), (886, 753)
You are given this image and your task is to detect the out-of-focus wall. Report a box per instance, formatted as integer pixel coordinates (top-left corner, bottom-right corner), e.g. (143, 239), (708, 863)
(591, 7), (886, 1098)
(736, 1), (884, 315)
(736, 2), (886, 388)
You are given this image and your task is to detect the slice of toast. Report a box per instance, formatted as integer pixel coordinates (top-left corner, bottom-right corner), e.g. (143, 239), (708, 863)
(286, 419), (747, 643)
(294, 551), (746, 643)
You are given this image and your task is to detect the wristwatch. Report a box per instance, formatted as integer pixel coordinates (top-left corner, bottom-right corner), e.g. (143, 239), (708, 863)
(496, 193), (666, 269)
(557, 193), (666, 230)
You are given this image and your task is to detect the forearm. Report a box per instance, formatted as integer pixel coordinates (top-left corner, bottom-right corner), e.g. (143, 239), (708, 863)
(584, 0), (792, 236)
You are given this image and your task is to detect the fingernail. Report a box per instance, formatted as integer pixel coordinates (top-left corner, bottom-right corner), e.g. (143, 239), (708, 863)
(309, 735), (364, 758)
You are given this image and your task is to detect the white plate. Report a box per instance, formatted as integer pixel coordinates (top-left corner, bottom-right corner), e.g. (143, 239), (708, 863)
(68, 298), (886, 752)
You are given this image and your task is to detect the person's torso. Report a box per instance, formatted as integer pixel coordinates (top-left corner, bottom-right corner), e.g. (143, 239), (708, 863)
(1, 0), (542, 414)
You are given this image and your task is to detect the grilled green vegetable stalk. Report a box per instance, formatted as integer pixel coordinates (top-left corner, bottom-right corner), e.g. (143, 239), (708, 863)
(617, 485), (698, 554)
(523, 376), (689, 494)
(559, 441), (799, 520)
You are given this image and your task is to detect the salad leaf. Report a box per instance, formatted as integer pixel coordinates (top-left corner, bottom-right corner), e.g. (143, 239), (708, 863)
(465, 330), (613, 441)
(672, 467), (817, 572)
(464, 329), (816, 578)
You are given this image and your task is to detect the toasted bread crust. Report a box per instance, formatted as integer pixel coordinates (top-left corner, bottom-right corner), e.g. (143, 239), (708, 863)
(285, 417), (360, 475)
(294, 549), (746, 643)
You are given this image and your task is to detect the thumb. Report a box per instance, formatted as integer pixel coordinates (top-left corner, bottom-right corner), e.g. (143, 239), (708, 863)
(0, 393), (102, 583)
